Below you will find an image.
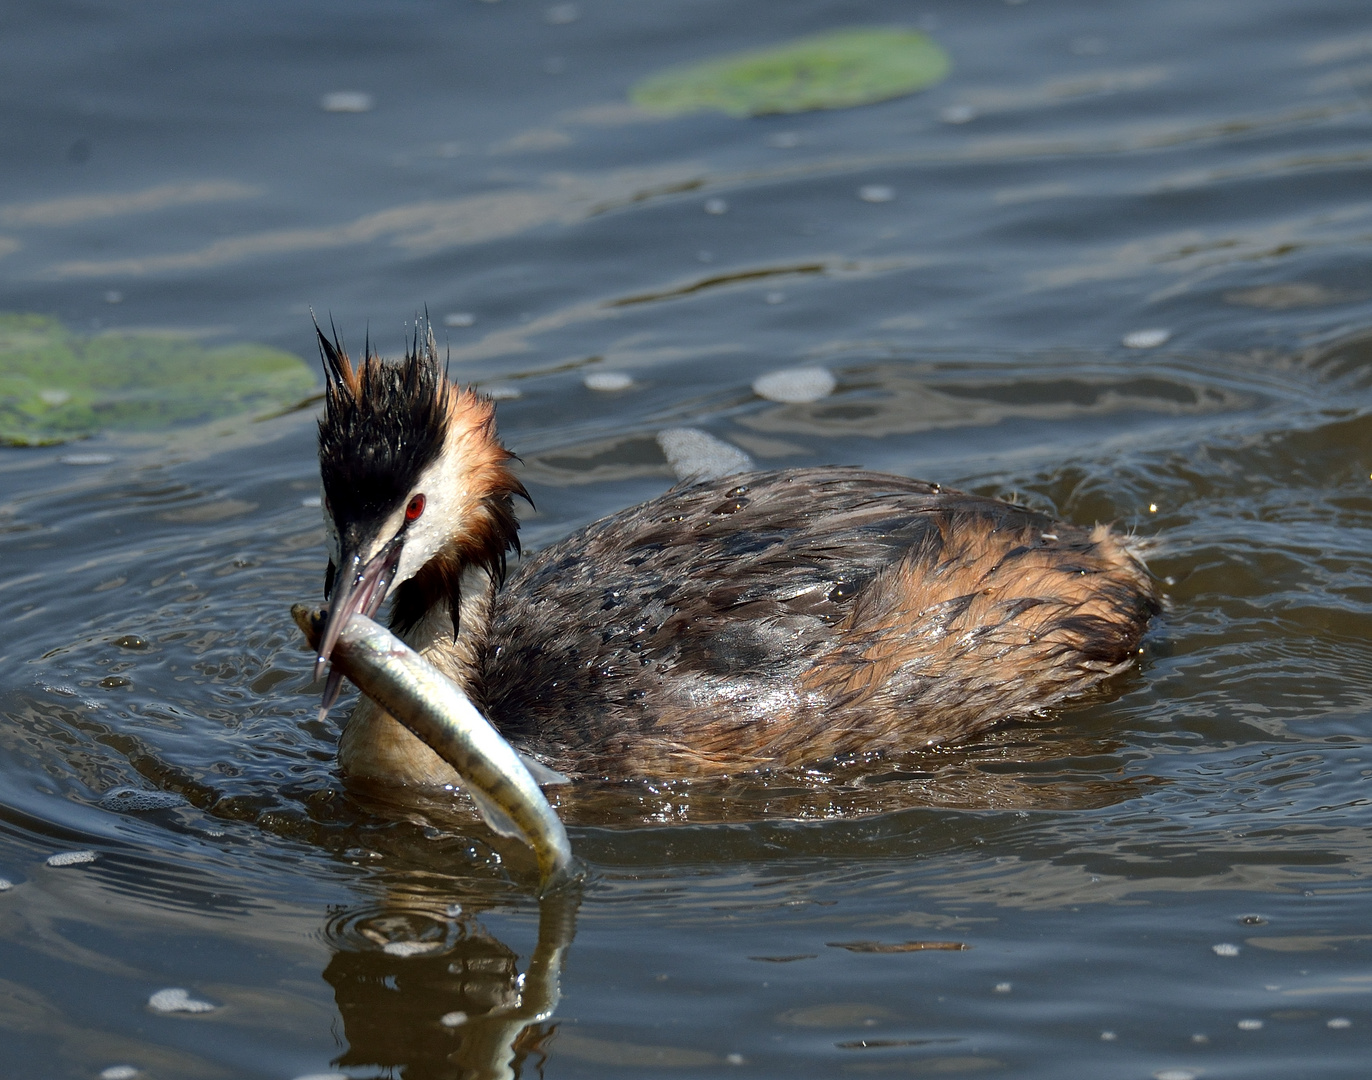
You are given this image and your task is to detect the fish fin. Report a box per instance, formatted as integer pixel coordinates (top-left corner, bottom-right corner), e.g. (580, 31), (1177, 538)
(517, 751), (571, 787)
(467, 785), (525, 840)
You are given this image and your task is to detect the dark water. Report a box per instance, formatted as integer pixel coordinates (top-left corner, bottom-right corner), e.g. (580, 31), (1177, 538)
(3, 0), (1372, 1076)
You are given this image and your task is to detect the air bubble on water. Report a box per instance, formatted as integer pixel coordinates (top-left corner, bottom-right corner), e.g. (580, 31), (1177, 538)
(1153, 1071), (1196, 1080)
(1212, 943), (1240, 957)
(993, 982), (1012, 993)
(443, 312), (475, 327)
(1123, 328), (1171, 349)
(301, 495), (322, 508)
(320, 91), (374, 113)
(40, 389), (72, 406)
(1237, 1018), (1263, 1030)
(859, 185), (895, 203)
(584, 371), (634, 391)
(383, 940), (444, 957)
(60, 453), (115, 466)
(446, 903), (463, 917)
(482, 385), (522, 400)
(941, 105), (977, 124)
(1328, 1017), (1352, 1029)
(441, 1010), (469, 1027)
(46, 850), (97, 867)
(753, 366), (836, 403)
(704, 198), (729, 215)
(0, 878), (13, 891)
(148, 988), (216, 1014)
(726, 1053), (746, 1065)
(99, 787), (185, 812)
(1190, 1034), (1209, 1044)
(656, 428), (753, 482)
(1099, 1031), (1116, 1041)
(100, 1067), (139, 1080)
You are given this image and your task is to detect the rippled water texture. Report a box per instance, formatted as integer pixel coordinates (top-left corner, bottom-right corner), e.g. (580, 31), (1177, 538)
(3, 1), (1372, 1077)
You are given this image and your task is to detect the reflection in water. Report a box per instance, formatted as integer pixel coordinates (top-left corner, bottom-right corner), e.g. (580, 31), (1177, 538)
(324, 884), (579, 1080)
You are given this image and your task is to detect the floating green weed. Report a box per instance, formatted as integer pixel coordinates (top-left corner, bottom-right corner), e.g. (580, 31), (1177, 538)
(0, 313), (316, 445)
(630, 28), (951, 118)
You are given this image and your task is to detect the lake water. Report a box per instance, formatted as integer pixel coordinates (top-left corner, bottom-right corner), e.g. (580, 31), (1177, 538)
(3, 0), (1372, 1077)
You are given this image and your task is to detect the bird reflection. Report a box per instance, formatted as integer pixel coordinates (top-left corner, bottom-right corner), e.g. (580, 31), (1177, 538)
(323, 884), (579, 1080)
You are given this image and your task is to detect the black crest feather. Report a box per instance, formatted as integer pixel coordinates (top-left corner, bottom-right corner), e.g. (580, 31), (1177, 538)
(316, 320), (450, 529)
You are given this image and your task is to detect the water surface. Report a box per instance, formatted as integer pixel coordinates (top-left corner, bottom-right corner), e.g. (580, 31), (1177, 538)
(2, 1), (1372, 1077)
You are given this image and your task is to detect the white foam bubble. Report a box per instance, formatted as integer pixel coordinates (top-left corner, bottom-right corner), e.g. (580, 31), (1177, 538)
(584, 371), (634, 391)
(1328, 1017), (1352, 1029)
(443, 312), (475, 327)
(440, 1010), (469, 1027)
(1123, 328), (1171, 349)
(147, 987), (217, 1014)
(100, 1067), (139, 1080)
(993, 982), (1012, 993)
(752, 366), (836, 403)
(46, 849), (97, 867)
(320, 91), (374, 113)
(59, 453), (115, 466)
(656, 428), (753, 481)
(1154, 1071), (1196, 1080)
(1237, 1018), (1263, 1030)
(858, 185), (895, 203)
(382, 940), (444, 957)
(301, 495), (322, 508)
(1212, 942), (1240, 956)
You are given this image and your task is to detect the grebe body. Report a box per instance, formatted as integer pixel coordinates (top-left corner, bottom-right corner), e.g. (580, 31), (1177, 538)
(315, 330), (1159, 785)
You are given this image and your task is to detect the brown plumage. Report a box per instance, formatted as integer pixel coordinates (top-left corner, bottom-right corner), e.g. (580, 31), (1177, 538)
(315, 327), (1160, 785)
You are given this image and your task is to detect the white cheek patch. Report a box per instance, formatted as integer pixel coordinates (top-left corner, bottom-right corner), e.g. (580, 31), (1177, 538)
(395, 442), (469, 585)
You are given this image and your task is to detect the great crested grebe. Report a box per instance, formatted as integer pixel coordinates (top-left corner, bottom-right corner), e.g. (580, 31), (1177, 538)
(311, 325), (1160, 786)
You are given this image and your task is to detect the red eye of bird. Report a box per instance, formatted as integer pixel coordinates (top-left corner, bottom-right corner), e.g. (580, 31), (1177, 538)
(405, 494), (426, 522)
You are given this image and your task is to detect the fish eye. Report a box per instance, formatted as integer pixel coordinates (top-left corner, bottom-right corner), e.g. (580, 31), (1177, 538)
(405, 494), (426, 522)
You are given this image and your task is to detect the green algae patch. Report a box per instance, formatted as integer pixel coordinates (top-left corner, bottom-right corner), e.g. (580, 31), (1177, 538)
(0, 313), (316, 445)
(630, 28), (951, 118)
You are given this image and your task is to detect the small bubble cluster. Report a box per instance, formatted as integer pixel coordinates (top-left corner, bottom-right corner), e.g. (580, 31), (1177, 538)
(148, 987), (217, 1014)
(46, 850), (97, 867)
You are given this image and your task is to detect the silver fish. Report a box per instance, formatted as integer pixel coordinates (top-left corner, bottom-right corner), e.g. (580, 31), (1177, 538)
(292, 604), (577, 891)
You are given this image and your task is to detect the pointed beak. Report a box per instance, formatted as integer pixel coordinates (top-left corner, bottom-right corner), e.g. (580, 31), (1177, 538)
(314, 531), (404, 719)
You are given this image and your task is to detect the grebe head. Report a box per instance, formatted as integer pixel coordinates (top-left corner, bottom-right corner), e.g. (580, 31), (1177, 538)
(312, 320), (526, 712)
